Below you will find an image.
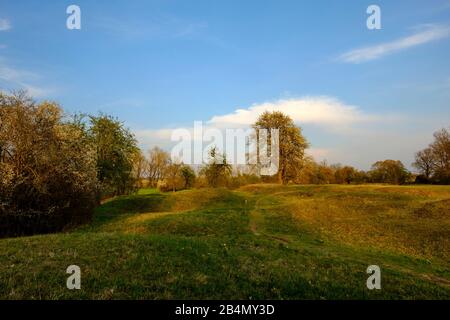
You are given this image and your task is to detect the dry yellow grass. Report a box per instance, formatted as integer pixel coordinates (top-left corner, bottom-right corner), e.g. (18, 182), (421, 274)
(269, 185), (450, 260)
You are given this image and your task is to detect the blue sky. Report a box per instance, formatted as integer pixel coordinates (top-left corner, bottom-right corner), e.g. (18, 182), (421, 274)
(1, 0), (450, 169)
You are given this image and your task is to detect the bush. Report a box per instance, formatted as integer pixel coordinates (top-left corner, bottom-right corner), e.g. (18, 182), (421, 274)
(0, 92), (97, 237)
(200, 147), (232, 187)
(414, 174), (430, 184)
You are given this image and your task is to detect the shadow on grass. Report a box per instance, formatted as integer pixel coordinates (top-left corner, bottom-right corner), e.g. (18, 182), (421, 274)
(86, 193), (173, 229)
(100, 194), (170, 214)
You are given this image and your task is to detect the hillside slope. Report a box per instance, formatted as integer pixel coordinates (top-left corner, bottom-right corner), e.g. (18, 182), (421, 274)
(0, 185), (449, 299)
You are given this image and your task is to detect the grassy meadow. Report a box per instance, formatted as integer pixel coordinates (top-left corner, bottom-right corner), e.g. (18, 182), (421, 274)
(0, 184), (449, 299)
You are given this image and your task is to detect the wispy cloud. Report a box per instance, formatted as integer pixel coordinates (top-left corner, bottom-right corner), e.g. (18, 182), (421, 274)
(0, 58), (51, 97)
(338, 24), (450, 63)
(173, 22), (208, 38)
(0, 18), (11, 31)
(93, 14), (233, 50)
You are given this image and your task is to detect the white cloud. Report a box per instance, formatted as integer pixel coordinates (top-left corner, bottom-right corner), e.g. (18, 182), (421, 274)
(133, 96), (382, 166)
(209, 96), (375, 128)
(0, 19), (11, 31)
(134, 128), (175, 148)
(338, 24), (450, 63)
(133, 96), (445, 170)
(135, 96), (376, 150)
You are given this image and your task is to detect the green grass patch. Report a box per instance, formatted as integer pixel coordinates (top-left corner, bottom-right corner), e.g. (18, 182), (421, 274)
(1, 184), (449, 299)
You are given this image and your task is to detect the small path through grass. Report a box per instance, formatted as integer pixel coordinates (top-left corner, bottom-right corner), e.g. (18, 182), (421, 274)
(248, 190), (296, 243)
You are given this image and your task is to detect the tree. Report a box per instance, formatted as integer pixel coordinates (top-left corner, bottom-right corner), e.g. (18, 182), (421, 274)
(200, 147), (232, 187)
(412, 148), (435, 181)
(253, 111), (309, 184)
(413, 127), (450, 184)
(293, 156), (316, 184)
(88, 114), (139, 197)
(353, 169), (368, 184)
(0, 91), (97, 236)
(165, 162), (183, 192)
(147, 147), (170, 187)
(312, 160), (335, 184)
(430, 128), (450, 183)
(180, 165), (196, 189)
(132, 149), (148, 188)
(369, 160), (410, 185)
(334, 165), (357, 184)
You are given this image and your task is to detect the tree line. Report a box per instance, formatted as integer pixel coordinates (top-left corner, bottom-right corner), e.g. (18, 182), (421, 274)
(1, 92), (449, 236)
(133, 111), (449, 187)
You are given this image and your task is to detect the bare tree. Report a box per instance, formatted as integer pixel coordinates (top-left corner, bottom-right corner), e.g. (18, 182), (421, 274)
(430, 128), (450, 182)
(413, 148), (435, 180)
(413, 127), (450, 183)
(132, 150), (148, 188)
(147, 147), (170, 187)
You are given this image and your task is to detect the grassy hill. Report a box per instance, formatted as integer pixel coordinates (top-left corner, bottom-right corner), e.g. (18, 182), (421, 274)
(0, 184), (449, 299)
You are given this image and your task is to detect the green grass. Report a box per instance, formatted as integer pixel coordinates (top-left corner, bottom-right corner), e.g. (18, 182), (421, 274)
(1, 184), (449, 299)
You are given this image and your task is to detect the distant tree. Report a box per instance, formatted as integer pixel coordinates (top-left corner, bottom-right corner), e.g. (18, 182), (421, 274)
(413, 127), (450, 184)
(180, 165), (196, 189)
(200, 147), (232, 187)
(294, 159), (367, 185)
(132, 149), (148, 188)
(88, 114), (139, 197)
(165, 162), (183, 192)
(412, 148), (435, 181)
(369, 160), (410, 185)
(293, 156), (316, 184)
(253, 111), (309, 184)
(430, 128), (450, 183)
(147, 147), (170, 187)
(312, 160), (335, 184)
(334, 165), (357, 184)
(353, 170), (369, 184)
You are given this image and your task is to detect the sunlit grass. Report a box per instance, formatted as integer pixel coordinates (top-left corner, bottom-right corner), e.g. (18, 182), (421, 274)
(0, 184), (449, 299)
